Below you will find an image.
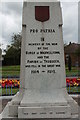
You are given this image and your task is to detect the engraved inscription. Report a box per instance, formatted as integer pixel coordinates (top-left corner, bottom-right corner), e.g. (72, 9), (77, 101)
(25, 28), (61, 74)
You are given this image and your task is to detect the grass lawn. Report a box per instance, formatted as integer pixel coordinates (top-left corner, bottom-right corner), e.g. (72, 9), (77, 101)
(67, 86), (80, 93)
(0, 88), (19, 96)
(1, 65), (80, 78)
(1, 65), (20, 78)
(2, 71), (20, 77)
(2, 65), (20, 71)
(0, 87), (80, 96)
(66, 67), (80, 76)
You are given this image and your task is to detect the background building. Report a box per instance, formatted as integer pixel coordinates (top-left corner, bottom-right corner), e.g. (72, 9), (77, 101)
(64, 42), (80, 67)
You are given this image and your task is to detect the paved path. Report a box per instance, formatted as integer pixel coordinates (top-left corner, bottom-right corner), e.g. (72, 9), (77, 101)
(0, 95), (80, 100)
(0, 96), (14, 100)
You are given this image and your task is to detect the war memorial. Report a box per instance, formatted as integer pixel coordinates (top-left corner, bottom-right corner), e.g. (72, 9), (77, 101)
(1, 0), (79, 119)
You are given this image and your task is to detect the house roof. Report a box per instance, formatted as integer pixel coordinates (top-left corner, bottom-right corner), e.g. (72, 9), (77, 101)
(64, 43), (80, 54)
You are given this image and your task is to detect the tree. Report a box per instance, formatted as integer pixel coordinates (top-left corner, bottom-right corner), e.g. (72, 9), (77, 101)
(3, 33), (22, 66)
(12, 33), (22, 50)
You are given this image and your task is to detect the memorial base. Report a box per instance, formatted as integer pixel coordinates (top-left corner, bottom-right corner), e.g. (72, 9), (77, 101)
(18, 106), (71, 118)
(1, 88), (79, 119)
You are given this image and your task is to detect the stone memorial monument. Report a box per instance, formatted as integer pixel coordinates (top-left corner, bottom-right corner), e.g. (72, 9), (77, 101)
(2, 0), (78, 119)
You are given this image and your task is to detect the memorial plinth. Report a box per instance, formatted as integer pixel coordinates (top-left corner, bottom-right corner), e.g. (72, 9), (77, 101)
(1, 0), (79, 119)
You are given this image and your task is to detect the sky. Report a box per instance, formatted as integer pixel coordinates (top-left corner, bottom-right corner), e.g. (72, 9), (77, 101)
(0, 0), (79, 53)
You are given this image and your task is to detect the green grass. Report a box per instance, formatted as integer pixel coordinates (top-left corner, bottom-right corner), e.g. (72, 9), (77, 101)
(67, 87), (80, 93)
(0, 65), (80, 77)
(0, 87), (80, 96)
(2, 65), (20, 71)
(0, 88), (19, 96)
(2, 71), (20, 77)
(66, 67), (80, 76)
(1, 65), (20, 77)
